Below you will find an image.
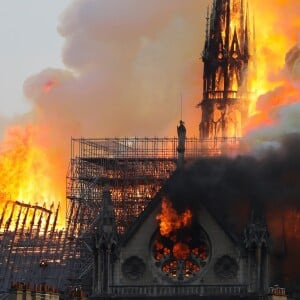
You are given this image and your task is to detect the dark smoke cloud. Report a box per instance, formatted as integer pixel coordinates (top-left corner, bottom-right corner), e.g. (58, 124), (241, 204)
(162, 134), (300, 287)
(165, 133), (300, 217)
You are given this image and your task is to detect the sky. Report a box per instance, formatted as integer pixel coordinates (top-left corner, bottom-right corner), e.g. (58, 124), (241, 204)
(0, 0), (71, 118)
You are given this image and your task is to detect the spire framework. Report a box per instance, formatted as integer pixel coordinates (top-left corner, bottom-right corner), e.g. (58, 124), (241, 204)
(199, 0), (252, 139)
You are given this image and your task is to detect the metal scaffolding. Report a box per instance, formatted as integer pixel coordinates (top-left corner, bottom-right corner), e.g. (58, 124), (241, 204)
(0, 136), (241, 295)
(65, 137), (240, 242)
(64, 137), (240, 294)
(0, 197), (68, 292)
(66, 137), (240, 235)
(66, 138), (180, 235)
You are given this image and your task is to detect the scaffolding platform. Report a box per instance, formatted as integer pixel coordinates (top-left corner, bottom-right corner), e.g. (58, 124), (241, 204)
(0, 137), (241, 294)
(66, 137), (240, 234)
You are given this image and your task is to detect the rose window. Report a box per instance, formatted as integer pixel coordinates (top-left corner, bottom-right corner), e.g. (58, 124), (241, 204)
(122, 256), (146, 280)
(152, 224), (210, 282)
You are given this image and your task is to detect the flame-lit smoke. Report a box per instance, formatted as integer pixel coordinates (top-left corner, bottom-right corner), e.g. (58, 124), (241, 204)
(0, 1), (213, 230)
(27, 0), (298, 143)
(245, 44), (300, 147)
(43, 79), (57, 94)
(0, 0), (298, 248)
(245, 0), (300, 140)
(22, 0), (212, 140)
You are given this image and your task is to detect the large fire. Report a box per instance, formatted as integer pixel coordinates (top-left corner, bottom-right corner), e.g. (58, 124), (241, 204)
(0, 126), (64, 231)
(154, 198), (209, 281)
(0, 0), (297, 243)
(156, 198), (192, 236)
(244, 0), (300, 133)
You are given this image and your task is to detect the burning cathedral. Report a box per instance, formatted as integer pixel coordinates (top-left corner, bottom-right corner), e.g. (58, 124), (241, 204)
(0, 1), (294, 300)
(78, 1), (270, 299)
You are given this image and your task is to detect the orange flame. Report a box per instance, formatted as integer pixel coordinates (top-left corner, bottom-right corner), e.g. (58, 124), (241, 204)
(43, 80), (56, 94)
(0, 125), (64, 231)
(156, 198), (192, 236)
(154, 199), (209, 278)
(244, 0), (300, 133)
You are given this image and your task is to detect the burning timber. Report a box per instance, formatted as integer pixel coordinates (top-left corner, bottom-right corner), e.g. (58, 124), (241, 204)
(0, 198), (65, 291)
(1, 0), (296, 299)
(0, 137), (240, 296)
(199, 0), (253, 138)
(0, 134), (296, 300)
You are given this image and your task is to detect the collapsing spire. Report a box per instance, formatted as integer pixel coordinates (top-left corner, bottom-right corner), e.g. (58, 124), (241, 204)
(199, 0), (253, 139)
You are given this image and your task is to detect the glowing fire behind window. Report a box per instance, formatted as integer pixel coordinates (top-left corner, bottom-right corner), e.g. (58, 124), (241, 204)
(152, 198), (210, 281)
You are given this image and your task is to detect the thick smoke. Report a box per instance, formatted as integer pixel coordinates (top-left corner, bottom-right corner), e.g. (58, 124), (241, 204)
(155, 0), (300, 287)
(16, 2), (212, 211)
(165, 134), (300, 213)
(1, 0), (297, 147)
(23, 0), (210, 140)
(0, 1), (210, 216)
(5, 0), (300, 170)
(163, 134), (300, 286)
(1, 0), (299, 233)
(18, 0), (300, 157)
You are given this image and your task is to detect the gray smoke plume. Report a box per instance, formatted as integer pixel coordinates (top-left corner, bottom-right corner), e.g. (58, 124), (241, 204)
(23, 0), (210, 141)
(13, 1), (211, 210)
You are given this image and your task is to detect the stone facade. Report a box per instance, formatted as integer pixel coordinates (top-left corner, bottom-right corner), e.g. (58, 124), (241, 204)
(91, 188), (270, 300)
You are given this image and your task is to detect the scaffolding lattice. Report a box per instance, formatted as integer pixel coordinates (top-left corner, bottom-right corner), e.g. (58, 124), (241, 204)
(66, 137), (241, 234)
(0, 136), (241, 294)
(0, 198), (68, 292)
(66, 138), (181, 235)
